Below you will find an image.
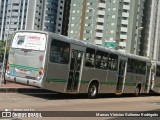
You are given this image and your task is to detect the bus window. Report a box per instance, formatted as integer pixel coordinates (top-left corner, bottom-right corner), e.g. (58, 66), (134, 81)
(85, 48), (95, 67)
(95, 50), (108, 69)
(50, 39), (70, 64)
(108, 54), (118, 70)
(128, 58), (146, 74)
(127, 58), (131, 72)
(156, 65), (160, 77)
(138, 61), (146, 74)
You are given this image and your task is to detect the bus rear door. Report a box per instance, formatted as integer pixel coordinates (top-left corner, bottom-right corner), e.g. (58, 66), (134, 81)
(66, 44), (85, 92)
(116, 58), (127, 94)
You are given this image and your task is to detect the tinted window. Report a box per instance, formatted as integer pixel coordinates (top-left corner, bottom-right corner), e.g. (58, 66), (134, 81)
(156, 65), (160, 77)
(50, 39), (70, 64)
(127, 58), (146, 74)
(85, 48), (95, 67)
(95, 50), (108, 69)
(108, 54), (118, 70)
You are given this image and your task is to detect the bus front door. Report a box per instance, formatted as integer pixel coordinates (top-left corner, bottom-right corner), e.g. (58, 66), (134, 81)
(66, 50), (83, 92)
(116, 60), (127, 94)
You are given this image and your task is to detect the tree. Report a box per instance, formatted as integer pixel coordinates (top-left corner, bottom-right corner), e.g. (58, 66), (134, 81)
(0, 41), (5, 55)
(0, 40), (11, 62)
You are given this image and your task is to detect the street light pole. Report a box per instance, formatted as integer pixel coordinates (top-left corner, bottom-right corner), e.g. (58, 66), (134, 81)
(135, 27), (143, 54)
(88, 7), (95, 43)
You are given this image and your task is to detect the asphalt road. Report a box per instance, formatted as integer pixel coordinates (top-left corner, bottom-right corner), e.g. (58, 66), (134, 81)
(0, 93), (160, 120)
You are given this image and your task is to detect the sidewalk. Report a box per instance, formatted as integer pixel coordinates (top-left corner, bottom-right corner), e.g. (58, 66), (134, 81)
(0, 81), (46, 93)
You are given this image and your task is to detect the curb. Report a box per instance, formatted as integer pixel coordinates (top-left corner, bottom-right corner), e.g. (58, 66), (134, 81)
(0, 88), (53, 93)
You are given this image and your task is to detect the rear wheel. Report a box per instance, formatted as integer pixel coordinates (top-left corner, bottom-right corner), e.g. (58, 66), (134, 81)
(88, 83), (98, 99)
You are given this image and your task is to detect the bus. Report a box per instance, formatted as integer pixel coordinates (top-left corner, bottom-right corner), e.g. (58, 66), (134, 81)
(150, 61), (160, 93)
(5, 30), (157, 98)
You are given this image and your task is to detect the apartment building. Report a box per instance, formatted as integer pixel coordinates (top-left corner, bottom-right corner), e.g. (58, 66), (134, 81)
(140, 0), (160, 60)
(42, 0), (59, 32)
(68, 0), (145, 54)
(0, 0), (44, 41)
(0, 0), (70, 40)
(68, 0), (107, 45)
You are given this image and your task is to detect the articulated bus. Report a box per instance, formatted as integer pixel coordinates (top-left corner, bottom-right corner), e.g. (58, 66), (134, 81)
(150, 61), (160, 93)
(5, 30), (160, 98)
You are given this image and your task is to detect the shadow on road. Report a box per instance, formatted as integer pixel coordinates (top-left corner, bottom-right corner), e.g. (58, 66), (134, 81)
(19, 90), (160, 100)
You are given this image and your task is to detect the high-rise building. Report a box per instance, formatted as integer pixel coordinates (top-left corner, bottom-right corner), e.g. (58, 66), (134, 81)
(140, 0), (160, 60)
(0, 0), (44, 41)
(0, 0), (70, 40)
(42, 0), (59, 32)
(68, 0), (145, 54)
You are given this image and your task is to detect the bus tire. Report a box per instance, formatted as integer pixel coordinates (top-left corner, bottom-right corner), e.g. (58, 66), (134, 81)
(88, 82), (98, 99)
(135, 87), (141, 97)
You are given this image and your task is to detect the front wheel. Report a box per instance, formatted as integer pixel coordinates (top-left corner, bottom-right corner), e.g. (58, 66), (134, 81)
(88, 83), (98, 99)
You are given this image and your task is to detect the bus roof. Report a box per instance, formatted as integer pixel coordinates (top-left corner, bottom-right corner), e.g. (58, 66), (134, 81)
(14, 30), (151, 62)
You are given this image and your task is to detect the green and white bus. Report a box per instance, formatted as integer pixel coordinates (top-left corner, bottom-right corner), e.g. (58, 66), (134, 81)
(5, 30), (158, 98)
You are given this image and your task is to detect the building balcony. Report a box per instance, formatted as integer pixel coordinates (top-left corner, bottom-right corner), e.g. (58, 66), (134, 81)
(119, 42), (126, 47)
(97, 10), (105, 16)
(96, 25), (104, 30)
(10, 18), (18, 22)
(45, 16), (56, 21)
(98, 3), (106, 8)
(121, 20), (128, 25)
(46, 10), (57, 15)
(123, 5), (130, 10)
(123, 0), (130, 2)
(121, 27), (128, 32)
(122, 13), (129, 17)
(47, 4), (58, 9)
(97, 18), (104, 23)
(94, 40), (102, 45)
(12, 6), (20, 10)
(8, 0), (20, 4)
(9, 24), (18, 28)
(47, 0), (58, 3)
(12, 12), (19, 16)
(45, 22), (55, 27)
(120, 34), (127, 39)
(95, 32), (103, 37)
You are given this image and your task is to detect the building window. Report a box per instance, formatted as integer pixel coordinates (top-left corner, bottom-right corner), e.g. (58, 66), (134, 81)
(113, 8), (116, 11)
(112, 15), (116, 18)
(110, 37), (113, 41)
(111, 23), (115, 26)
(110, 30), (114, 33)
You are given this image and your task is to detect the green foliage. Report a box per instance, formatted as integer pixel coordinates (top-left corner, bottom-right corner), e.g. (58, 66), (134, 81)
(0, 40), (5, 55)
(0, 40), (11, 55)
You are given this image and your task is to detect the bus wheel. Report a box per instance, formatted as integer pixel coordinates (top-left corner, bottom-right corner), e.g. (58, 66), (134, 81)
(88, 82), (98, 99)
(135, 87), (141, 97)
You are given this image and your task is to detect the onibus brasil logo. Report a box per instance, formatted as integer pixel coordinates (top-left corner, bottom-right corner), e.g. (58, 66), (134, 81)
(1, 109), (42, 118)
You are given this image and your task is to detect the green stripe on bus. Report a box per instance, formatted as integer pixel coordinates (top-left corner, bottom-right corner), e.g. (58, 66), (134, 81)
(10, 64), (40, 71)
(100, 82), (116, 85)
(46, 78), (67, 83)
(46, 78), (138, 86)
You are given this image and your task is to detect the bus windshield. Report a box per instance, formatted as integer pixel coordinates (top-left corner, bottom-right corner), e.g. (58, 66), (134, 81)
(11, 32), (46, 51)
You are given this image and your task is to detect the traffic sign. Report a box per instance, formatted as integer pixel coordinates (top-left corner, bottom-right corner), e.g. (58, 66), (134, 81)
(105, 41), (117, 48)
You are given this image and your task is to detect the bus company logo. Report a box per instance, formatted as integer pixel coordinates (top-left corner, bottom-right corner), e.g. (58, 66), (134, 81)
(28, 36), (41, 41)
(2, 111), (12, 118)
